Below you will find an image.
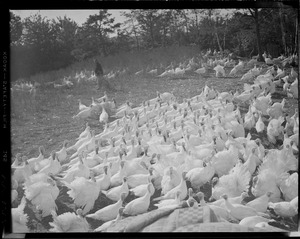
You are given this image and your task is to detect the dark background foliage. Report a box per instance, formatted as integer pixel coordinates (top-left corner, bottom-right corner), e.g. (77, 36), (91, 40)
(10, 7), (298, 81)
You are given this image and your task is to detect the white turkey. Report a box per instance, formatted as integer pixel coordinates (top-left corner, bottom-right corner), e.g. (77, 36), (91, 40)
(63, 171), (101, 215)
(211, 163), (251, 200)
(49, 209), (90, 232)
(24, 176), (59, 217)
(12, 197), (29, 232)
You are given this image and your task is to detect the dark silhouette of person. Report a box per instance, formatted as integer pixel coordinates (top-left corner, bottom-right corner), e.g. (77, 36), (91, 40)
(94, 59), (104, 90)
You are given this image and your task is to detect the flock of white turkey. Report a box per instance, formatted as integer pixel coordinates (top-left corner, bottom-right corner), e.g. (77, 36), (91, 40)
(11, 51), (298, 232)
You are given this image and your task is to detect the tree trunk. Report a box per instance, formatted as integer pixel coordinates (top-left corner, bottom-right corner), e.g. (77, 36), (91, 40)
(98, 30), (108, 57)
(249, 48), (254, 58)
(223, 20), (227, 50)
(149, 19), (155, 48)
(134, 28), (140, 51)
(253, 9), (264, 62)
(173, 13), (179, 45)
(183, 12), (190, 44)
(194, 11), (200, 46)
(215, 31), (222, 52)
(131, 19), (140, 51)
(209, 11), (214, 50)
(295, 17), (298, 54)
(214, 16), (222, 52)
(278, 7), (287, 55)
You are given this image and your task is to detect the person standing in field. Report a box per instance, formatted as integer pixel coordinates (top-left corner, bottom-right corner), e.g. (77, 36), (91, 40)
(94, 59), (114, 91)
(94, 59), (104, 90)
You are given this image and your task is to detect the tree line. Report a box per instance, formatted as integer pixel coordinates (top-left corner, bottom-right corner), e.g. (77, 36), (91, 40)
(10, 7), (298, 81)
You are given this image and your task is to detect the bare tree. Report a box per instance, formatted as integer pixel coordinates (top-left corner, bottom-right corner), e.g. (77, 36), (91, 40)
(248, 8), (264, 61)
(277, 2), (287, 55)
(121, 10), (141, 51)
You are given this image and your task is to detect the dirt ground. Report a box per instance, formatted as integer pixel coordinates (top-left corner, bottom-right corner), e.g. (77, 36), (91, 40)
(11, 65), (298, 158)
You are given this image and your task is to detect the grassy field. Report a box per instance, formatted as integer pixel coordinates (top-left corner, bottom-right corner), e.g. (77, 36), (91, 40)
(11, 46), (298, 159)
(11, 46), (298, 232)
(12, 46), (206, 158)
